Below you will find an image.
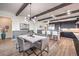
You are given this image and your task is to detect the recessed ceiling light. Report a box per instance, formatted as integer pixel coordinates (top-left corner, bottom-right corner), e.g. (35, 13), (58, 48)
(32, 19), (36, 23)
(67, 10), (71, 15)
(34, 17), (36, 19)
(27, 14), (30, 17)
(25, 17), (27, 19)
(47, 21), (49, 24)
(51, 15), (56, 19)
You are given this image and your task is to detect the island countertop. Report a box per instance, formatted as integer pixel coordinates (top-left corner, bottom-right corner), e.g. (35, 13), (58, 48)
(61, 28), (79, 33)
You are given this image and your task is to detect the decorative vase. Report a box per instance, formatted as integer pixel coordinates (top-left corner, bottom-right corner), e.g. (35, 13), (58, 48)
(1, 32), (6, 40)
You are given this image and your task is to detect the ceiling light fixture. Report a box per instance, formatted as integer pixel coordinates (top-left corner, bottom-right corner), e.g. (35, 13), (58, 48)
(47, 20), (49, 24)
(34, 17), (37, 19)
(32, 17), (37, 23)
(27, 14), (30, 17)
(25, 3), (37, 23)
(67, 10), (71, 15)
(51, 15), (56, 20)
(25, 17), (27, 19)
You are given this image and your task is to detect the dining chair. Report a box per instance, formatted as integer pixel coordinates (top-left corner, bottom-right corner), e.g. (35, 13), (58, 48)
(52, 30), (60, 40)
(34, 37), (49, 56)
(17, 37), (34, 56)
(42, 31), (45, 35)
(13, 31), (29, 50)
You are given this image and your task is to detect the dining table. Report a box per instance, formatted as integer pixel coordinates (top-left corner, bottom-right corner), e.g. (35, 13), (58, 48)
(18, 34), (47, 56)
(18, 34), (47, 43)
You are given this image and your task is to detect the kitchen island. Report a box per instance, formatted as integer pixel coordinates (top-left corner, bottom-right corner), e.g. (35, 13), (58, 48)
(60, 28), (79, 55)
(60, 28), (79, 38)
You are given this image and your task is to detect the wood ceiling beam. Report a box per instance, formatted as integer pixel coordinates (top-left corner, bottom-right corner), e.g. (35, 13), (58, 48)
(51, 15), (79, 22)
(16, 3), (29, 16)
(39, 17), (52, 21)
(56, 9), (79, 17)
(49, 15), (79, 24)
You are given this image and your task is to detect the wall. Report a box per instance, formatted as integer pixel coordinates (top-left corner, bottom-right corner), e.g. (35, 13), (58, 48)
(54, 21), (76, 30)
(55, 23), (60, 30)
(60, 21), (76, 28)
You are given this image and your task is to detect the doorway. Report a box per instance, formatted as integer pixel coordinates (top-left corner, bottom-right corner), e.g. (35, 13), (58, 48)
(0, 16), (12, 40)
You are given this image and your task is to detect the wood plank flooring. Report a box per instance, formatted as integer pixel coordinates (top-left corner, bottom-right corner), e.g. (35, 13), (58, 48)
(0, 37), (77, 56)
(51, 37), (76, 56)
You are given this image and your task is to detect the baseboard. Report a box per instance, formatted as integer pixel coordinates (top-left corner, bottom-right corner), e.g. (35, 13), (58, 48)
(0, 37), (12, 40)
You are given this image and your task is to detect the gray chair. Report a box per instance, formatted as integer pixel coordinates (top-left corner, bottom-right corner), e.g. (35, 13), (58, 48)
(17, 37), (33, 56)
(34, 37), (49, 56)
(52, 30), (60, 40)
(13, 30), (29, 49)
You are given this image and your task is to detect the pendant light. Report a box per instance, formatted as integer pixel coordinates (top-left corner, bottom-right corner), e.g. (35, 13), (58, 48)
(25, 3), (37, 23)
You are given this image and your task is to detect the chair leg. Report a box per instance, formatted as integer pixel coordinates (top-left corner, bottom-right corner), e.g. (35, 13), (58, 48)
(15, 44), (17, 49)
(41, 50), (42, 56)
(18, 47), (21, 53)
(23, 51), (25, 56)
(47, 46), (49, 55)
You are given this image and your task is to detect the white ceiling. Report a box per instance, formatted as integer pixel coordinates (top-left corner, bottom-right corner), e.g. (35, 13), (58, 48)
(0, 3), (79, 22)
(0, 3), (23, 14)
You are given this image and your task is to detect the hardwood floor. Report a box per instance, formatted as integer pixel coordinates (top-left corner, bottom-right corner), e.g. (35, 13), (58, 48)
(0, 37), (77, 56)
(51, 37), (77, 56)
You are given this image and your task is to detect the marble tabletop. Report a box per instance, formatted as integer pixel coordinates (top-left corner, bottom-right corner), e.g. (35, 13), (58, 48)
(18, 34), (47, 43)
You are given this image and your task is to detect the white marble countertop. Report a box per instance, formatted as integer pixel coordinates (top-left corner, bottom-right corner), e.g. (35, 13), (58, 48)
(61, 28), (79, 33)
